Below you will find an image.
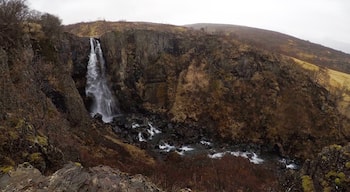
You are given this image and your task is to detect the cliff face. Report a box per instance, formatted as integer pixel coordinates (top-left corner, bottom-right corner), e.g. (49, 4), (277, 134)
(94, 29), (349, 159)
(0, 32), (155, 175)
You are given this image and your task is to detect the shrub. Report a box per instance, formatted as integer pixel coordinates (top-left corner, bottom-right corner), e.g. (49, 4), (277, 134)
(0, 0), (28, 50)
(39, 13), (62, 39)
(0, 0), (63, 51)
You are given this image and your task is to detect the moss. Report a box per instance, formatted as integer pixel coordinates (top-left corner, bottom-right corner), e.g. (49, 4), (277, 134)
(27, 124), (34, 131)
(15, 119), (25, 129)
(329, 144), (342, 150)
(345, 162), (350, 169)
(27, 135), (48, 146)
(0, 157), (15, 173)
(326, 171), (347, 187)
(8, 131), (19, 140)
(302, 175), (315, 192)
(334, 178), (341, 186)
(74, 162), (82, 167)
(36, 135), (48, 146)
(29, 152), (43, 162)
(0, 166), (14, 174)
(326, 171), (337, 178)
(337, 172), (346, 180)
(323, 187), (331, 192)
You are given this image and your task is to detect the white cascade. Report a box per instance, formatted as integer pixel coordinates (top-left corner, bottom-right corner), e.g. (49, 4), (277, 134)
(85, 38), (118, 123)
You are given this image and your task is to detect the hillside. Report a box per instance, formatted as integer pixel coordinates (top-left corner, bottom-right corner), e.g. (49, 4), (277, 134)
(64, 20), (189, 37)
(187, 23), (350, 74)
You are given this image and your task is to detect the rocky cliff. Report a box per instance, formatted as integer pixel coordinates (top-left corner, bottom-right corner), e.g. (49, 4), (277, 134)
(89, 28), (349, 159)
(0, 31), (155, 176)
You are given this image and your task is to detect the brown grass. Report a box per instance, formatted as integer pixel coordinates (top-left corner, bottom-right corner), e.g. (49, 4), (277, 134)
(148, 153), (278, 191)
(291, 56), (350, 118)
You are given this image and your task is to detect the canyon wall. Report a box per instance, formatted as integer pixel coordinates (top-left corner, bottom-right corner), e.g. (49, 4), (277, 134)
(96, 29), (349, 159)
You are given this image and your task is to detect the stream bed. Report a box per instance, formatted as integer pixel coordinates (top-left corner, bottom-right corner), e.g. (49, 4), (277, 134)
(110, 113), (300, 171)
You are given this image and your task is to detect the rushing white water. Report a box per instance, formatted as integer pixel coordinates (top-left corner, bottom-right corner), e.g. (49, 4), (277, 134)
(279, 158), (299, 169)
(159, 142), (176, 152)
(147, 122), (161, 139)
(86, 38), (118, 123)
(208, 151), (264, 164)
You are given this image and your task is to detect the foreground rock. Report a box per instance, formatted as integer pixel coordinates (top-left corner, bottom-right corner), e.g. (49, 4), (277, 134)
(0, 162), (163, 192)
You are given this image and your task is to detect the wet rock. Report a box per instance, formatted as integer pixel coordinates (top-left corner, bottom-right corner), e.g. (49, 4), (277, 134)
(92, 113), (103, 121)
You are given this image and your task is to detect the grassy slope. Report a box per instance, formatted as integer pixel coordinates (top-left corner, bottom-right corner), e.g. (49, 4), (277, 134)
(187, 23), (350, 74)
(291, 57), (350, 117)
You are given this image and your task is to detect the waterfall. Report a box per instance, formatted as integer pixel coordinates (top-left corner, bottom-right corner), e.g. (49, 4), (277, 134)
(85, 38), (119, 123)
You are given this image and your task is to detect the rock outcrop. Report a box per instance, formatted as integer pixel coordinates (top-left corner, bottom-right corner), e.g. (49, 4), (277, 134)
(0, 162), (162, 192)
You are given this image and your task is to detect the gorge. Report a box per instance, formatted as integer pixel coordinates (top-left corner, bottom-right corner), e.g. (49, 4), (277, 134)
(1, 18), (350, 191)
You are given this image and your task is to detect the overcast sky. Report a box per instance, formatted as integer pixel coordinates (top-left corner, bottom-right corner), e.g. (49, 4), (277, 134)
(27, 0), (350, 53)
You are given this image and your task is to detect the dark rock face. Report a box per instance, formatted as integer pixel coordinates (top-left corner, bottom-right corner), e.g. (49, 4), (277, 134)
(0, 162), (163, 192)
(95, 29), (349, 159)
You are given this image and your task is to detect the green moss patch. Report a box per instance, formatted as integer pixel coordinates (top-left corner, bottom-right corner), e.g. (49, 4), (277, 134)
(302, 175), (315, 192)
